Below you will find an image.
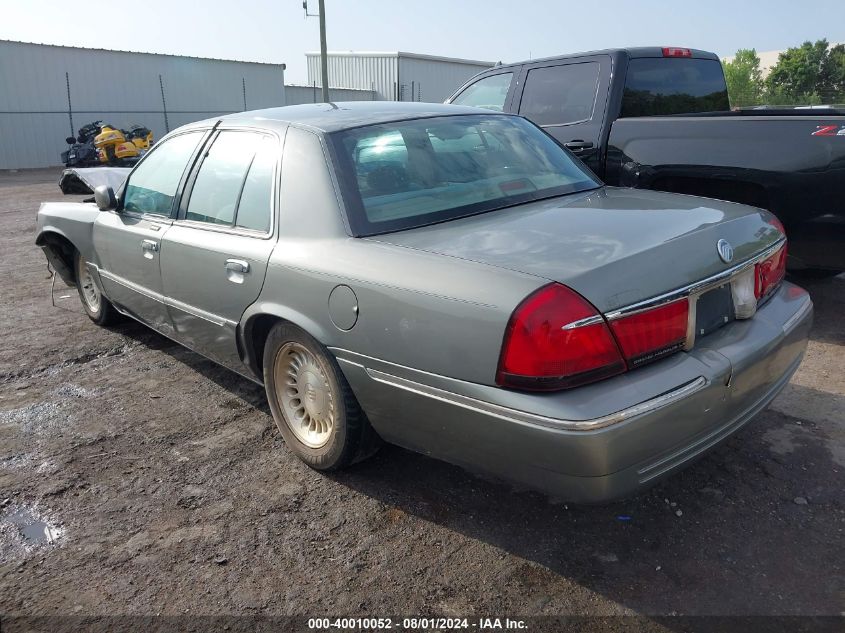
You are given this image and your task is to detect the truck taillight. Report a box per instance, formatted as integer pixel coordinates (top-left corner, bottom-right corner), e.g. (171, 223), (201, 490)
(755, 244), (787, 300)
(609, 299), (690, 369)
(497, 284), (626, 391)
(662, 47), (692, 57)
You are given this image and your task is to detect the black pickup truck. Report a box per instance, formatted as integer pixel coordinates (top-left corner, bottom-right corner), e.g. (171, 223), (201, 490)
(447, 47), (845, 274)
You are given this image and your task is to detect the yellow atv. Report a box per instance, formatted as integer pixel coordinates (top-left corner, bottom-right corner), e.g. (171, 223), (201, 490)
(125, 124), (154, 151)
(94, 124), (154, 165)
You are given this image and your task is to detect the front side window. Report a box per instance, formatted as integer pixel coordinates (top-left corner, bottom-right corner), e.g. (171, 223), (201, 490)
(518, 62), (601, 126)
(330, 114), (601, 236)
(450, 73), (513, 112)
(122, 131), (204, 216)
(185, 131), (275, 232)
(621, 58), (730, 117)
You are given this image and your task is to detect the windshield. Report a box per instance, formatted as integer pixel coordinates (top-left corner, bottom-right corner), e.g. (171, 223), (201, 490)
(329, 114), (601, 236)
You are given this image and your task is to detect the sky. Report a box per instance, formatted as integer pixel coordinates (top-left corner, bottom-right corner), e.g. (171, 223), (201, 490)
(1, 0), (843, 84)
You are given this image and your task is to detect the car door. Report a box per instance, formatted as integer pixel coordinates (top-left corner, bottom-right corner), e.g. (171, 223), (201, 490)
(93, 130), (207, 334)
(514, 56), (611, 173)
(158, 128), (282, 370)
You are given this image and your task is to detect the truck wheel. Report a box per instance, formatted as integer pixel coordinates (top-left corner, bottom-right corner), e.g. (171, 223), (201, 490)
(263, 322), (379, 470)
(74, 251), (119, 326)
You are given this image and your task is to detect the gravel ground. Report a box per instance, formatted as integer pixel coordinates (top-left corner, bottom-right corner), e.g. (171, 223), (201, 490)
(0, 169), (843, 621)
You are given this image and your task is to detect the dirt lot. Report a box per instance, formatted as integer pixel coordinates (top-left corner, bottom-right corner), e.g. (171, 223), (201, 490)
(1, 169), (843, 622)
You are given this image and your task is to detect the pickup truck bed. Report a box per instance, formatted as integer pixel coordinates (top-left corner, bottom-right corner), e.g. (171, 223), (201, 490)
(607, 113), (845, 271)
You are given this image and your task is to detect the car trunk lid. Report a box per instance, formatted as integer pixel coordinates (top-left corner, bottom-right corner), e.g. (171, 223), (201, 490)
(367, 186), (784, 314)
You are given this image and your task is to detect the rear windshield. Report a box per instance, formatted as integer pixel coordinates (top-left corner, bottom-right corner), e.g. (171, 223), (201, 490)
(329, 114), (601, 236)
(621, 58), (730, 117)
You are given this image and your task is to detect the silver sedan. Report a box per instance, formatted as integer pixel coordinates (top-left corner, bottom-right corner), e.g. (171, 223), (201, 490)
(36, 103), (812, 502)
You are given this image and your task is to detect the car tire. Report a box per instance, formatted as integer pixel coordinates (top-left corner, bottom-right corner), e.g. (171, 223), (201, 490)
(263, 322), (379, 470)
(74, 251), (119, 326)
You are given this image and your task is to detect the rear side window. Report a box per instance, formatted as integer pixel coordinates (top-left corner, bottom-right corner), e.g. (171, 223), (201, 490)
(451, 73), (513, 111)
(122, 131), (204, 216)
(621, 58), (729, 117)
(185, 131), (275, 232)
(235, 138), (275, 232)
(518, 62), (600, 126)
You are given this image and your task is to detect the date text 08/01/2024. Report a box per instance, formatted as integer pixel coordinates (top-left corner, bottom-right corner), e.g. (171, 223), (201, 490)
(307, 617), (528, 630)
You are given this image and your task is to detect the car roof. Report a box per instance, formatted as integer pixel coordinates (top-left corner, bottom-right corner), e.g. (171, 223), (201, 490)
(206, 102), (500, 134)
(478, 46), (720, 72)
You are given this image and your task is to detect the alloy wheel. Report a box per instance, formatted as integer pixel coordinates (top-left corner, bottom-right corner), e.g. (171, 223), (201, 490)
(273, 342), (336, 448)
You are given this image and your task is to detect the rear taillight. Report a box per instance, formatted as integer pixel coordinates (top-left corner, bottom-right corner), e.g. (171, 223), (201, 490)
(609, 299), (690, 369)
(755, 215), (787, 300)
(498, 230), (787, 392)
(755, 243), (787, 300)
(662, 47), (693, 57)
(496, 284), (625, 391)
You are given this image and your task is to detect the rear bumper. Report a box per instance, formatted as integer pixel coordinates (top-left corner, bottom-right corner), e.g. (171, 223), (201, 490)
(335, 282), (812, 503)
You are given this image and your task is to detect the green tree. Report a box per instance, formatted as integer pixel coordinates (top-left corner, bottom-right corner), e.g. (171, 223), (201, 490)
(723, 48), (763, 107)
(823, 43), (845, 102)
(765, 39), (831, 105)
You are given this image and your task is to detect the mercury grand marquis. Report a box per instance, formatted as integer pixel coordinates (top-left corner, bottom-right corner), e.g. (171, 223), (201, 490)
(35, 102), (813, 502)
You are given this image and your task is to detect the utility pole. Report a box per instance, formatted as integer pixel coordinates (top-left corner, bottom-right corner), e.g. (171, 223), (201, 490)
(304, 1), (330, 103)
(318, 0), (329, 103)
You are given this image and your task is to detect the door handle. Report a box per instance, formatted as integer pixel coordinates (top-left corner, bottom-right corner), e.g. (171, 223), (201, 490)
(564, 140), (594, 152)
(141, 239), (159, 252)
(225, 259), (250, 274)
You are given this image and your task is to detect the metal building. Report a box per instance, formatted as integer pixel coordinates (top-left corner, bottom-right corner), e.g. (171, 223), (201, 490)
(0, 40), (286, 169)
(284, 84), (374, 105)
(305, 51), (494, 103)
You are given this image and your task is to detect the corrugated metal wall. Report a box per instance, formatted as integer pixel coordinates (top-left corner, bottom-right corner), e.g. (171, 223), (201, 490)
(0, 40), (286, 168)
(306, 53), (492, 102)
(398, 56), (491, 103)
(284, 85), (375, 105)
(307, 53), (398, 100)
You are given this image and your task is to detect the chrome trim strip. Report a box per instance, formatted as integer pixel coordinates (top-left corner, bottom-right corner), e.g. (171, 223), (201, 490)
(95, 266), (235, 328)
(331, 348), (468, 383)
(167, 295), (233, 327)
(782, 298), (813, 334)
(174, 218), (273, 240)
(605, 238), (786, 321)
(561, 315), (604, 330)
(97, 266), (165, 303)
(364, 367), (707, 432)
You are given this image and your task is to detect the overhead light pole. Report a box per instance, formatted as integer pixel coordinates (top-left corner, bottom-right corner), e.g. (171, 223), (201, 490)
(304, 0), (330, 103)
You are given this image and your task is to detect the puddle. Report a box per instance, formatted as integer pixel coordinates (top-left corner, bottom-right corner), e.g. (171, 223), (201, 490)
(2, 506), (64, 546)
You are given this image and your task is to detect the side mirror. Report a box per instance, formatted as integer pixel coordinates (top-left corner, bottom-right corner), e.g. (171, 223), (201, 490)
(93, 185), (117, 211)
(65, 136), (76, 145)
